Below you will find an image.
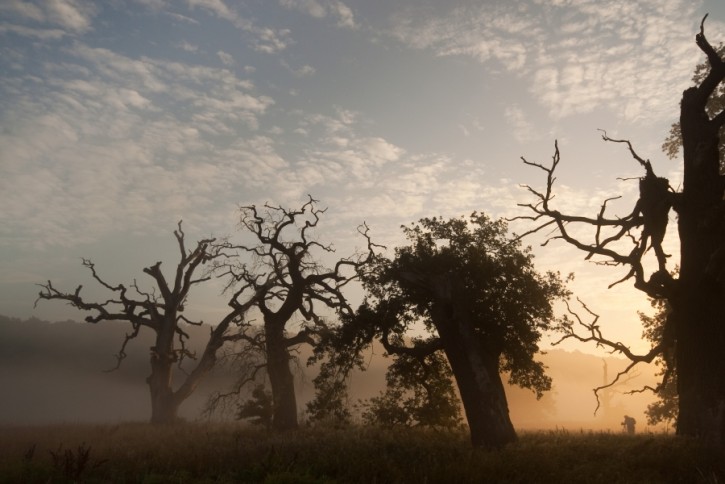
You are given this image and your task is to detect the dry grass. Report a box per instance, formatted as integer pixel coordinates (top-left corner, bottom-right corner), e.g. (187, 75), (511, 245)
(0, 423), (723, 483)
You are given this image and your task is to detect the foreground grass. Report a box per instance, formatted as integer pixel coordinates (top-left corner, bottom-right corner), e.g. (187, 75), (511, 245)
(0, 423), (723, 483)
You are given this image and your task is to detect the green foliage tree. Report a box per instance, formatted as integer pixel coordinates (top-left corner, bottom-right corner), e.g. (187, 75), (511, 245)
(359, 351), (462, 429)
(335, 213), (568, 448)
(640, 298), (678, 427)
(237, 384), (274, 430)
(304, 304), (375, 426)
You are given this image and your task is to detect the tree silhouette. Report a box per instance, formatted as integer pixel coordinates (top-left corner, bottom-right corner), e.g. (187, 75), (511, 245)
(36, 222), (257, 424)
(336, 213), (568, 448)
(515, 16), (725, 444)
(359, 350), (462, 429)
(212, 196), (375, 431)
(640, 297), (678, 427)
(663, 43), (725, 173)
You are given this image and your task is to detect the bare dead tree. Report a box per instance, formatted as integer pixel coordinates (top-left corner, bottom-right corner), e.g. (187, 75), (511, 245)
(514, 16), (725, 444)
(36, 222), (258, 424)
(212, 196), (377, 431)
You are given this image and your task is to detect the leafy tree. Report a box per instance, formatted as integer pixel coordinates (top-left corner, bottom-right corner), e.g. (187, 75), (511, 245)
(237, 384), (274, 430)
(640, 298), (678, 427)
(212, 196), (375, 431)
(359, 351), (462, 429)
(36, 222), (256, 424)
(516, 16), (725, 444)
(304, 304), (375, 426)
(338, 213), (568, 448)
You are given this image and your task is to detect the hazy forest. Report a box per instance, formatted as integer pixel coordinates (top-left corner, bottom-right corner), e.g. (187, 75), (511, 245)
(4, 8), (725, 484)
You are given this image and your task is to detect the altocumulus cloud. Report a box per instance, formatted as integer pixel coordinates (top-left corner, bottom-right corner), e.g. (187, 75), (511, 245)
(388, 0), (704, 123)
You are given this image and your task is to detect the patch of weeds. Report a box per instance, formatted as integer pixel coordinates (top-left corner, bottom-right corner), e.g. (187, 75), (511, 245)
(49, 442), (107, 481)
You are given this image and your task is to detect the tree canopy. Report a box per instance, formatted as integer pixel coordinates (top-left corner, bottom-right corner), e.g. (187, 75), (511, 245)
(334, 213), (568, 448)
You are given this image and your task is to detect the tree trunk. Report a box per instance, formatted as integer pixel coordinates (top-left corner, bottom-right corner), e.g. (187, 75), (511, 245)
(674, 86), (725, 445)
(428, 276), (517, 449)
(265, 321), (299, 431)
(147, 321), (181, 424)
(147, 351), (181, 424)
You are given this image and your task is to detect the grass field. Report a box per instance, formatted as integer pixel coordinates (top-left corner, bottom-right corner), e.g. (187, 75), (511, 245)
(0, 423), (723, 483)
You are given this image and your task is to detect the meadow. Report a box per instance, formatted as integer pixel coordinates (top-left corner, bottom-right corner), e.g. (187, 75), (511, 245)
(0, 423), (723, 483)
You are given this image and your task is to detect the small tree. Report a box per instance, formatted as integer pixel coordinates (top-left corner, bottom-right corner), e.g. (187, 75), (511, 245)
(342, 213), (568, 448)
(36, 222), (256, 424)
(237, 384), (274, 430)
(213, 196), (375, 431)
(640, 297), (678, 427)
(359, 351), (462, 429)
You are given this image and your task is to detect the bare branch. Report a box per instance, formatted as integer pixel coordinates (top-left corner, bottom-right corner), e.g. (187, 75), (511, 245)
(104, 322), (142, 372)
(516, 139), (676, 299)
(599, 130), (653, 175)
(554, 298), (664, 414)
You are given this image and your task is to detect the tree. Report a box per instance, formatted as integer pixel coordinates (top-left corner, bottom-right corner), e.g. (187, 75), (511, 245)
(663, 43), (725, 172)
(212, 196), (375, 431)
(35, 222), (257, 424)
(359, 351), (462, 429)
(640, 297), (678, 427)
(237, 384), (274, 430)
(515, 15), (725, 445)
(341, 213), (568, 448)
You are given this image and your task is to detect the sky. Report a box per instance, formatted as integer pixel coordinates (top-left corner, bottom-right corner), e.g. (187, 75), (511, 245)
(2, 0), (725, 356)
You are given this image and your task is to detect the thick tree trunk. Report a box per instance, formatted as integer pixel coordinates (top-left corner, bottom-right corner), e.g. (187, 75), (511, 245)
(147, 321), (181, 424)
(148, 379), (180, 425)
(147, 351), (181, 424)
(427, 276), (517, 449)
(265, 322), (299, 431)
(675, 86), (725, 445)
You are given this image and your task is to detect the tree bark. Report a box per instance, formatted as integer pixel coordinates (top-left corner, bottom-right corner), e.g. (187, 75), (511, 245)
(265, 321), (299, 431)
(427, 276), (517, 449)
(674, 82), (725, 445)
(147, 321), (181, 424)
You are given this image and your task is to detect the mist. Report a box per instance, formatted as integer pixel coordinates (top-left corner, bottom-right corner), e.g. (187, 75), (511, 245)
(0, 316), (663, 432)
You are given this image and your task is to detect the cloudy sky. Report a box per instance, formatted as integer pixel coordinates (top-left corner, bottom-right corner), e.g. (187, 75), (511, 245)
(2, 0), (724, 354)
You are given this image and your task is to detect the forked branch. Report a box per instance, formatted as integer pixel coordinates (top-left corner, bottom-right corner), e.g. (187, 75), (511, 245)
(555, 298), (664, 414)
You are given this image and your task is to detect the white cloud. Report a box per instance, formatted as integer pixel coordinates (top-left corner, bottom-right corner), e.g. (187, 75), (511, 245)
(279, 0), (356, 28)
(0, 1), (46, 22)
(294, 64), (316, 76)
(178, 41), (199, 52)
(280, 0), (326, 18)
(133, 0), (168, 10)
(46, 0), (96, 32)
(505, 104), (539, 144)
(0, 43), (276, 248)
(282, 60), (316, 77)
(186, 0), (291, 53)
(0, 0), (97, 33)
(389, 0), (700, 123)
(330, 1), (355, 28)
(0, 23), (67, 39)
(217, 50), (234, 66)
(186, 0), (234, 20)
